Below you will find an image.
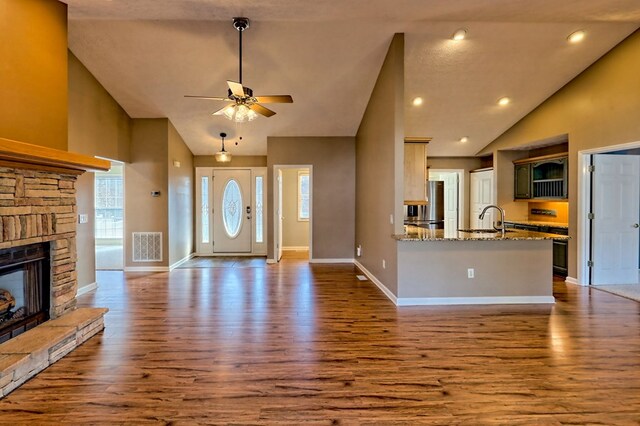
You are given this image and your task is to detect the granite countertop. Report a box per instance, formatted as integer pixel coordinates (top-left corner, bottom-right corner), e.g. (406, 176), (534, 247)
(395, 225), (571, 242)
(503, 220), (569, 229)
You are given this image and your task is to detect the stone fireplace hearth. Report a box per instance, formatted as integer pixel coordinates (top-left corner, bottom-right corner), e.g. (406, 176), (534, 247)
(0, 137), (110, 397)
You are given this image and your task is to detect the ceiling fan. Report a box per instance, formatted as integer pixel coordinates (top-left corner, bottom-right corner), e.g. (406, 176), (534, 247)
(185, 17), (293, 123)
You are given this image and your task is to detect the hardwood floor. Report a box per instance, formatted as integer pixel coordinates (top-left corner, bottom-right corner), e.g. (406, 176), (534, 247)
(1, 259), (640, 424)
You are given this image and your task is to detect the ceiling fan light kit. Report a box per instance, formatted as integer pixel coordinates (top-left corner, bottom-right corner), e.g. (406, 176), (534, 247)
(186, 17), (293, 124)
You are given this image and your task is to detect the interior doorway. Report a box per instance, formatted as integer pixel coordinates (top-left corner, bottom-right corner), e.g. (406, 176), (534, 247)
(429, 169), (464, 230)
(273, 165), (312, 262)
(578, 141), (640, 286)
(95, 161), (124, 270)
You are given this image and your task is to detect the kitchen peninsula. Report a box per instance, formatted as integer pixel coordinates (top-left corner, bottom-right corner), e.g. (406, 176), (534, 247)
(391, 225), (569, 306)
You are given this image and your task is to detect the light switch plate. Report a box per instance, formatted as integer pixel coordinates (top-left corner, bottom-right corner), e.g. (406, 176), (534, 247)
(78, 214), (89, 224)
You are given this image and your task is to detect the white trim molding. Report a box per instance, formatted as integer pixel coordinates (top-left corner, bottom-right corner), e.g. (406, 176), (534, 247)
(124, 266), (170, 272)
(564, 276), (581, 285)
(282, 246), (309, 251)
(396, 296), (555, 306)
(76, 282), (97, 297)
(266, 258), (277, 264)
(353, 260), (398, 305)
(169, 253), (195, 271)
(309, 258), (354, 264)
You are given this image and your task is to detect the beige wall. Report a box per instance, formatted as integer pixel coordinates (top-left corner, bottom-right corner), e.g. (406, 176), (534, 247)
(68, 51), (131, 162)
(68, 51), (133, 288)
(194, 156), (266, 168)
(494, 150), (530, 222)
(355, 34), (405, 295)
(267, 137), (355, 260)
(478, 29), (640, 278)
(168, 121), (194, 266)
(125, 119), (170, 268)
(428, 156), (482, 228)
(75, 172), (96, 288)
(282, 168), (309, 248)
(0, 0), (68, 150)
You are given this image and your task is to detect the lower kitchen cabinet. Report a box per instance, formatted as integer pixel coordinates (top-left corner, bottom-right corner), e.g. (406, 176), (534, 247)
(505, 222), (568, 277)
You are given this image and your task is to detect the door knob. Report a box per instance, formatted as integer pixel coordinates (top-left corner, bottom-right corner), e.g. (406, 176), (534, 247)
(634, 223), (639, 228)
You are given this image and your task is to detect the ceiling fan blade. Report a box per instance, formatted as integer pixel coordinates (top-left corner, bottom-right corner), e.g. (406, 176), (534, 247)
(212, 104), (232, 116)
(249, 103), (276, 117)
(184, 95), (231, 101)
(227, 80), (245, 97)
(254, 95), (293, 104)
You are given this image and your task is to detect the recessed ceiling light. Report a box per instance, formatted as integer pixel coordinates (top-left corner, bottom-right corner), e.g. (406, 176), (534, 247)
(497, 97), (510, 106)
(460, 136), (469, 143)
(412, 97), (423, 106)
(567, 30), (586, 44)
(452, 28), (467, 41)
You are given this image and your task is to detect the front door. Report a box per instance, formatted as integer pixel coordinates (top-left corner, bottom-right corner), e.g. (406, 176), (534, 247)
(592, 154), (640, 284)
(213, 169), (252, 253)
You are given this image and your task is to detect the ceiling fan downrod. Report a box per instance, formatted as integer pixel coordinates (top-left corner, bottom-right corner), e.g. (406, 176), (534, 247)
(233, 17), (250, 86)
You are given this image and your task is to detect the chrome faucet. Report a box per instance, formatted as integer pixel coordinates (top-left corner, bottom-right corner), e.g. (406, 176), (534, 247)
(479, 205), (506, 234)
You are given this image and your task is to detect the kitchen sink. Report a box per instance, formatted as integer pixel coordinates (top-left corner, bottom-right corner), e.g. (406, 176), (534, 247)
(458, 228), (514, 234)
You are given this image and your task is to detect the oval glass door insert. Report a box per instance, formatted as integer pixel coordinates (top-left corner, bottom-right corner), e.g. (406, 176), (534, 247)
(222, 179), (242, 238)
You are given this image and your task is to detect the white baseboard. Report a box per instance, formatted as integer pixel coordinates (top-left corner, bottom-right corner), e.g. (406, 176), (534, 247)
(309, 258), (354, 264)
(396, 295), (555, 306)
(169, 253), (195, 270)
(266, 258), (277, 264)
(76, 282), (97, 296)
(195, 253), (264, 257)
(124, 266), (170, 272)
(565, 276), (580, 285)
(282, 246), (309, 251)
(353, 260), (398, 305)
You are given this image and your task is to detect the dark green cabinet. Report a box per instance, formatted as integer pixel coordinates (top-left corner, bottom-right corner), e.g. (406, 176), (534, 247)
(514, 163), (532, 199)
(513, 155), (567, 200)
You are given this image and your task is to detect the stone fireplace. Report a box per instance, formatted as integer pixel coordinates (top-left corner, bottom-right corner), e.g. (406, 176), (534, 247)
(0, 137), (110, 397)
(0, 166), (80, 321)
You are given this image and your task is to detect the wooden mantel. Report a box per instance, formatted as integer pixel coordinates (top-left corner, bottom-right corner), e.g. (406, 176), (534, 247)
(0, 137), (110, 174)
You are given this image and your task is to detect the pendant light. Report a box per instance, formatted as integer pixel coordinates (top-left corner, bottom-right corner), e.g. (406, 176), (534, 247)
(215, 132), (232, 163)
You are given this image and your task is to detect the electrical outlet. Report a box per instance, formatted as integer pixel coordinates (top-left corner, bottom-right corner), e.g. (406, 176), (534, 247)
(467, 268), (475, 279)
(356, 245), (362, 257)
(382, 259), (386, 269)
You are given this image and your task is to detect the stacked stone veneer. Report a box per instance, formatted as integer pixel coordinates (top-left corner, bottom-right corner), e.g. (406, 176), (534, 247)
(0, 166), (78, 318)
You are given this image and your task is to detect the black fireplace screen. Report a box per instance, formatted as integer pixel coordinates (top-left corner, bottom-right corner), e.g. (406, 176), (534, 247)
(0, 243), (50, 343)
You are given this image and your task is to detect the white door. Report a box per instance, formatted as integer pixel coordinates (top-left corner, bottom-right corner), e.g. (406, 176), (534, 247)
(277, 169), (284, 261)
(470, 170), (494, 228)
(430, 171), (459, 230)
(213, 169), (252, 253)
(592, 154), (640, 284)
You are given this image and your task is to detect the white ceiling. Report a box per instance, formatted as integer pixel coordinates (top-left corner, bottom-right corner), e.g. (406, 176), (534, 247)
(64, 1), (640, 157)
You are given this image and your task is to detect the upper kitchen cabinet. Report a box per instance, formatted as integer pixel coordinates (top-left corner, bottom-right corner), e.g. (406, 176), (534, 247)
(514, 153), (568, 200)
(403, 139), (429, 203)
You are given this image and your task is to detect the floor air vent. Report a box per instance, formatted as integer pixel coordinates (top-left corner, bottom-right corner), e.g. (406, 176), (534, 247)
(132, 232), (162, 262)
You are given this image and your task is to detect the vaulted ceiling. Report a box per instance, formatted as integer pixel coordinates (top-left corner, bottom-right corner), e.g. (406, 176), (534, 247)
(64, 0), (640, 156)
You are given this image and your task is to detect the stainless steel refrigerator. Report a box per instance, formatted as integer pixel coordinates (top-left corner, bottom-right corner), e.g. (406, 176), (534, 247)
(425, 181), (445, 229)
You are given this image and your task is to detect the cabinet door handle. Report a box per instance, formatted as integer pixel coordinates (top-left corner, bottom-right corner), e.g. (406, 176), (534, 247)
(634, 223), (639, 228)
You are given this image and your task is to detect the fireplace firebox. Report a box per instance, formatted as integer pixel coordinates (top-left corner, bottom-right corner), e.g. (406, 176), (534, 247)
(0, 243), (50, 344)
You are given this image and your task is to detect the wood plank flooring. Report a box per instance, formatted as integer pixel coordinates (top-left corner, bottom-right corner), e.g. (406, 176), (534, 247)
(1, 258), (640, 424)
